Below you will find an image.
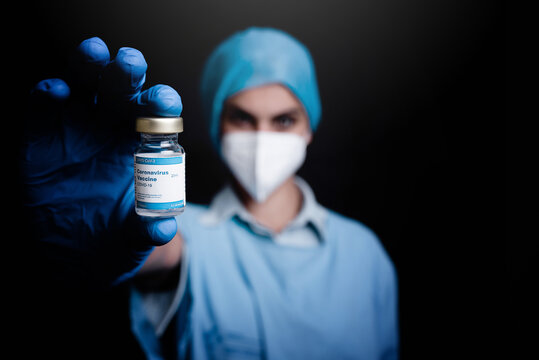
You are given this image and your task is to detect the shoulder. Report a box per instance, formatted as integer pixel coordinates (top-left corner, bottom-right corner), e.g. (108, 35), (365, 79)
(175, 202), (209, 237)
(182, 202), (209, 218)
(326, 210), (378, 240)
(326, 209), (396, 277)
(326, 209), (380, 250)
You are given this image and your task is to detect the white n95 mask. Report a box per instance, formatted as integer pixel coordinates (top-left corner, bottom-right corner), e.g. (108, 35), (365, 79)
(221, 131), (308, 203)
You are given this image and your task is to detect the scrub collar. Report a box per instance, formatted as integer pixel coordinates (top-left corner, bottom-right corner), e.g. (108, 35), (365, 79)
(200, 177), (328, 243)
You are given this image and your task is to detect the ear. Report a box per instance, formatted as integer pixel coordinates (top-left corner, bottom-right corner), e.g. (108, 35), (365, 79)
(305, 132), (313, 145)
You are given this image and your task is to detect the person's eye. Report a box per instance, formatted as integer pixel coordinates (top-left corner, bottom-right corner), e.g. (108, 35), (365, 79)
(273, 115), (296, 130)
(226, 110), (255, 128)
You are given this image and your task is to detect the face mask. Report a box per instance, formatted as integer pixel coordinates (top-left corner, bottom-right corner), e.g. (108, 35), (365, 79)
(221, 131), (308, 203)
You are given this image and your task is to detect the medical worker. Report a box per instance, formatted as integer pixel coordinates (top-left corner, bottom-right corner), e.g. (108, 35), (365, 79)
(23, 28), (398, 359)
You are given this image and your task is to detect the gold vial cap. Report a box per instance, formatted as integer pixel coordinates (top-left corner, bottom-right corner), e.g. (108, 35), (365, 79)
(135, 117), (184, 134)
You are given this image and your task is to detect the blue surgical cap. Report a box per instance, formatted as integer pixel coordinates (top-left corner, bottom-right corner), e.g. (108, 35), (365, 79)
(200, 27), (322, 147)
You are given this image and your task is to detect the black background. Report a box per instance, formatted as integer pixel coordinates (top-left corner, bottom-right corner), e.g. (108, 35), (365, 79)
(11, 0), (509, 358)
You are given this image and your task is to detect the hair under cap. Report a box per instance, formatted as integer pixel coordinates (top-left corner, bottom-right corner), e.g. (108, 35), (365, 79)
(200, 27), (322, 147)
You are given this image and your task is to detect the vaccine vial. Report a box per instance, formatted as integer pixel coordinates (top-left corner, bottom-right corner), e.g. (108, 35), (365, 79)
(134, 116), (186, 217)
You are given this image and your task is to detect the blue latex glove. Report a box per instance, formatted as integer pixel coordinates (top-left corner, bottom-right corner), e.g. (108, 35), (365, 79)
(22, 37), (183, 287)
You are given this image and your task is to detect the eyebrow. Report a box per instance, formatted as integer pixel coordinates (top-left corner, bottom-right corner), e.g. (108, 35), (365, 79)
(223, 103), (303, 119)
(224, 105), (255, 119)
(272, 108), (303, 118)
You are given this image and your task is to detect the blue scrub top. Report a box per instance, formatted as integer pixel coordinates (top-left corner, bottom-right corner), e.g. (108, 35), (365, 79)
(131, 179), (399, 359)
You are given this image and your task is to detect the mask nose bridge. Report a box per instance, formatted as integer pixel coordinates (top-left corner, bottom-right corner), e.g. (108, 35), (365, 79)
(253, 131), (263, 182)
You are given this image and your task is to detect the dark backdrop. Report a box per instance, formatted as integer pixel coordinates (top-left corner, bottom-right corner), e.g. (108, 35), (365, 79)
(12, 0), (506, 359)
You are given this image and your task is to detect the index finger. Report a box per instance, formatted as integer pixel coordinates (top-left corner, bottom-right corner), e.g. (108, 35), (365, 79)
(98, 47), (148, 103)
(69, 37), (110, 97)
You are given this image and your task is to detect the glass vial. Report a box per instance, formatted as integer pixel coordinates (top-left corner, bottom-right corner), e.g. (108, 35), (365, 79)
(134, 116), (186, 217)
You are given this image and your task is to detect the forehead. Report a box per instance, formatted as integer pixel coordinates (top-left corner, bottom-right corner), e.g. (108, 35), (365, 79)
(225, 84), (304, 115)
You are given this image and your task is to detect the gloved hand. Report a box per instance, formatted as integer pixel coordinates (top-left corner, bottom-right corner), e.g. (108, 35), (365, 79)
(22, 37), (183, 288)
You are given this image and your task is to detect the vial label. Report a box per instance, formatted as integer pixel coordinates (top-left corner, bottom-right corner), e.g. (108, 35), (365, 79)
(134, 154), (185, 210)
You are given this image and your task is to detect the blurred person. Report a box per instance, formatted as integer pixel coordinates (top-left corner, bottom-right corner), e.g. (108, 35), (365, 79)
(23, 27), (398, 359)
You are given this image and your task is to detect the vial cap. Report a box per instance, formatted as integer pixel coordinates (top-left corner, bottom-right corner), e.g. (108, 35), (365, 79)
(136, 117), (184, 134)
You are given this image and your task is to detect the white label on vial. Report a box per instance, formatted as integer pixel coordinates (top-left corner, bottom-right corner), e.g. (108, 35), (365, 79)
(134, 154), (185, 210)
